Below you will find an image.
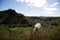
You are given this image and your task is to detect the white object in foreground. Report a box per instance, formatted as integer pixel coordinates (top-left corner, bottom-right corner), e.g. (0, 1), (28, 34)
(34, 23), (41, 32)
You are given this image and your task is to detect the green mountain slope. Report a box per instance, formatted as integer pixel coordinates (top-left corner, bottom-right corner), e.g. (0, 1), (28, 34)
(0, 9), (60, 27)
(28, 16), (60, 27)
(0, 9), (29, 27)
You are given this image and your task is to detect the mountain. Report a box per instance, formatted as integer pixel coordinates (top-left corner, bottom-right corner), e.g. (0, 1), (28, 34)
(0, 9), (30, 27)
(0, 9), (60, 27)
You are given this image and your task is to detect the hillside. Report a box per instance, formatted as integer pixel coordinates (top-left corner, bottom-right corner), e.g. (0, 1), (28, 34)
(0, 9), (60, 27)
(0, 9), (60, 40)
(0, 9), (30, 27)
(28, 16), (60, 27)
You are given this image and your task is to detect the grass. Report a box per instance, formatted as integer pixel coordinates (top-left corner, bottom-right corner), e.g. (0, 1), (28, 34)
(0, 25), (60, 40)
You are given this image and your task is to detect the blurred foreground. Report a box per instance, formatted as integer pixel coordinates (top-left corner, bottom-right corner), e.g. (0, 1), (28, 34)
(0, 25), (60, 40)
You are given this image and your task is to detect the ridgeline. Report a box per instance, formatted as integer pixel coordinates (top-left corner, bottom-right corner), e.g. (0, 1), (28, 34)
(0, 9), (60, 27)
(0, 9), (31, 27)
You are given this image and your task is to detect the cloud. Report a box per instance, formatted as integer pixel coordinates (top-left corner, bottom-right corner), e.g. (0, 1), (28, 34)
(43, 2), (58, 14)
(43, 7), (57, 14)
(52, 2), (58, 6)
(16, 0), (58, 16)
(50, 2), (58, 7)
(16, 0), (24, 2)
(16, 0), (47, 7)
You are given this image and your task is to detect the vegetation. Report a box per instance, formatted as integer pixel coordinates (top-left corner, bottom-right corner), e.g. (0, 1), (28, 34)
(0, 9), (30, 27)
(0, 9), (60, 27)
(28, 17), (60, 27)
(0, 25), (60, 40)
(0, 9), (60, 40)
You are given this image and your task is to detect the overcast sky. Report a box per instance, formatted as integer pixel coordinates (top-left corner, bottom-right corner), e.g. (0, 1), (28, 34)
(0, 0), (60, 16)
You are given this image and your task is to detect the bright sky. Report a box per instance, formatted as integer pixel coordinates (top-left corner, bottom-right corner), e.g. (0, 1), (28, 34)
(0, 0), (60, 16)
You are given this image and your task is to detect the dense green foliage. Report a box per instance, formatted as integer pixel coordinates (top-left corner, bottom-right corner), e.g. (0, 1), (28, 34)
(0, 25), (60, 40)
(0, 9), (30, 27)
(28, 17), (60, 27)
(0, 9), (60, 40)
(0, 9), (60, 27)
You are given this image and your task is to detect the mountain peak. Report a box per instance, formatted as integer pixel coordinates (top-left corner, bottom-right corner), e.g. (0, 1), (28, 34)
(0, 9), (30, 27)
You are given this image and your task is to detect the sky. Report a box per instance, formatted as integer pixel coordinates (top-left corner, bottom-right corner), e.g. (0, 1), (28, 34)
(0, 0), (60, 16)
